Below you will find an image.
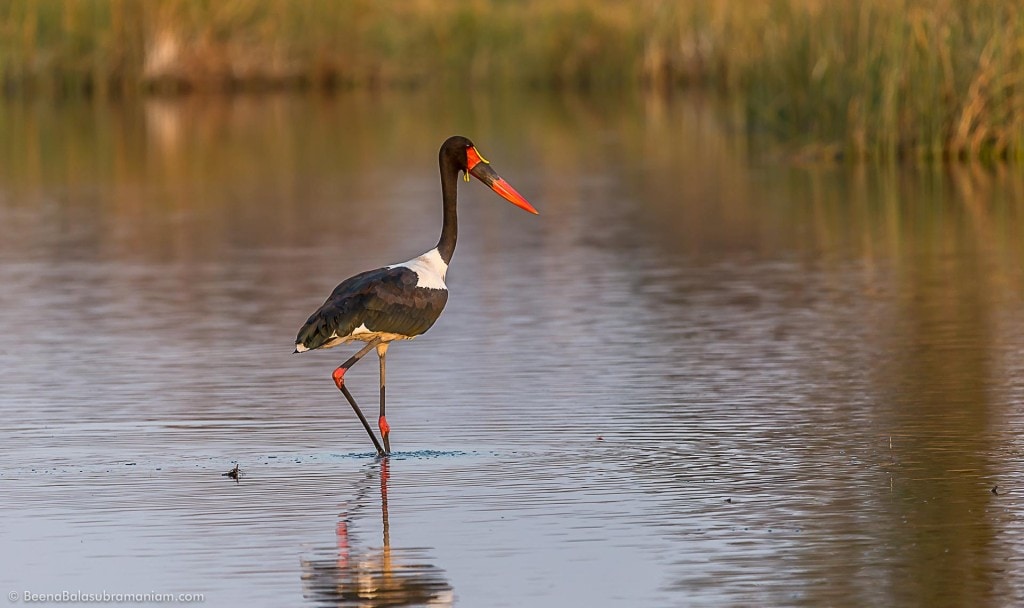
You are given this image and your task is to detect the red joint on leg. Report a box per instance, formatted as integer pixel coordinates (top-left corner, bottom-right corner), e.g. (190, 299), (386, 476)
(332, 367), (347, 390)
(378, 415), (391, 437)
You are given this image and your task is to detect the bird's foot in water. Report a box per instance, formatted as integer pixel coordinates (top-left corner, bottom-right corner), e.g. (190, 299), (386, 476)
(332, 367), (347, 390)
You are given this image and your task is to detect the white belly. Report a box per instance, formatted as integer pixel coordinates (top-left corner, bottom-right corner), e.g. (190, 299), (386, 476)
(318, 323), (415, 349)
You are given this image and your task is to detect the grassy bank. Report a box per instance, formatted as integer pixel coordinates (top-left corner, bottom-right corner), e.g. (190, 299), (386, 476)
(0, 0), (646, 93)
(1, 0), (1022, 160)
(699, 0), (1024, 161)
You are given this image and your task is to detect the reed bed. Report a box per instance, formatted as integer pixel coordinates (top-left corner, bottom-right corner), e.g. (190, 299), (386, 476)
(687, 0), (1024, 161)
(1, 0), (1022, 160)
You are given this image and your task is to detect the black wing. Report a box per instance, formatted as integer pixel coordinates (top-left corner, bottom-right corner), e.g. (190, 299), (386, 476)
(295, 266), (449, 351)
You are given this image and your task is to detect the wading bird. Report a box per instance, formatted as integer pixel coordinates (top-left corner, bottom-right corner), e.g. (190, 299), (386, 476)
(294, 136), (538, 456)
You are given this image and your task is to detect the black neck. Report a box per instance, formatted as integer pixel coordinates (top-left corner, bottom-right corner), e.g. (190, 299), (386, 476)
(436, 151), (459, 264)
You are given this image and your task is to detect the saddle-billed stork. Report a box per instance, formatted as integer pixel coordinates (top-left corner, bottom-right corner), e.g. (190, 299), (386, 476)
(294, 136), (538, 456)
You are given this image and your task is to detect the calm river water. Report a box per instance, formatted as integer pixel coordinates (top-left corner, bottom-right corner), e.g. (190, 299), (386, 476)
(2, 91), (1024, 607)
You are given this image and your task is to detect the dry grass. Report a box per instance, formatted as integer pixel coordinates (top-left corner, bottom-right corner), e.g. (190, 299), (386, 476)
(0, 0), (644, 93)
(1, 0), (1022, 160)
(684, 0), (1024, 160)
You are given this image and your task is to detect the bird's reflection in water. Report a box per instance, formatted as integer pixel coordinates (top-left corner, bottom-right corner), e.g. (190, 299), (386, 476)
(301, 459), (453, 607)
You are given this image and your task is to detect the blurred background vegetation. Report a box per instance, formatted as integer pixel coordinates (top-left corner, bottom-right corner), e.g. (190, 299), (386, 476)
(0, 0), (1022, 160)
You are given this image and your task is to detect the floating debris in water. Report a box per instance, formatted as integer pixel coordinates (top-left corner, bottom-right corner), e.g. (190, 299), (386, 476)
(223, 464), (242, 481)
(992, 485), (1000, 495)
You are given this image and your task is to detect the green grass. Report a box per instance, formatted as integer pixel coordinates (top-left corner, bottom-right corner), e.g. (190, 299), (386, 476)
(1, 0), (1022, 160)
(702, 0), (1024, 161)
(0, 1), (646, 93)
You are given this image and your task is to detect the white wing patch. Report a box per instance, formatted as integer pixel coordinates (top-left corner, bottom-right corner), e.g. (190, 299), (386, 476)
(390, 248), (448, 290)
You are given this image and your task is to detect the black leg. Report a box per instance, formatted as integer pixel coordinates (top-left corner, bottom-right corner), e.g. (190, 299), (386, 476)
(377, 343), (391, 454)
(338, 385), (384, 456)
(332, 338), (385, 456)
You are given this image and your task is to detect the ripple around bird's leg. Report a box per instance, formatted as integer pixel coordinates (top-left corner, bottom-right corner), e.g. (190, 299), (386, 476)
(239, 449), (480, 465)
(385, 449), (473, 459)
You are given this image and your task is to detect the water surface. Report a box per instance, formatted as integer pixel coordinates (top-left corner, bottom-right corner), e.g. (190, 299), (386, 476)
(2, 91), (1024, 606)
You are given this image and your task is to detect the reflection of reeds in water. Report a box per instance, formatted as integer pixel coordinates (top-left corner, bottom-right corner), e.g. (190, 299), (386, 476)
(2, 1), (1023, 158)
(301, 461), (453, 607)
(2, 90), (1023, 270)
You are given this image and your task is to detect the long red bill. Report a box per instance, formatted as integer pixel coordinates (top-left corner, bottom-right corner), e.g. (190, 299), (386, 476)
(488, 176), (538, 214)
(467, 149), (539, 214)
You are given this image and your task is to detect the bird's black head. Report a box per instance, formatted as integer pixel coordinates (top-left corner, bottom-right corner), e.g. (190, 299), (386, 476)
(438, 135), (538, 214)
(439, 135), (476, 172)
